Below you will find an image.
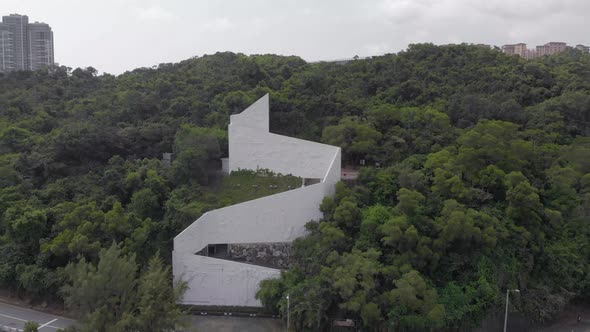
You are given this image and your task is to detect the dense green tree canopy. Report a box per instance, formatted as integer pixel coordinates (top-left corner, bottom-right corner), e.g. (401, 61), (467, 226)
(0, 45), (589, 330)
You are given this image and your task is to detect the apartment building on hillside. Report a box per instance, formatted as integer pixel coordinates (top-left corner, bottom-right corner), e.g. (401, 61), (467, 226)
(0, 14), (54, 72)
(502, 43), (526, 56)
(536, 42), (567, 56)
(28, 22), (54, 71)
(0, 24), (13, 70)
(501, 41), (575, 59)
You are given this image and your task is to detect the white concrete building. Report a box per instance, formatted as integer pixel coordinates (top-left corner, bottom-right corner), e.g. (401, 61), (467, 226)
(173, 94), (341, 307)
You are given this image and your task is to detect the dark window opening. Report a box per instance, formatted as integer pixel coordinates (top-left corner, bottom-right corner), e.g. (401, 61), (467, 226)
(206, 243), (229, 258)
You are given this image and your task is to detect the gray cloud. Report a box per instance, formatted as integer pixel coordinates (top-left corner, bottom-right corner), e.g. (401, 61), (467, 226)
(3, 0), (589, 74)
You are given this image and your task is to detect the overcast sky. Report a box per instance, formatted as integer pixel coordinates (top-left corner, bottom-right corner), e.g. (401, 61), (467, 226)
(3, 0), (589, 74)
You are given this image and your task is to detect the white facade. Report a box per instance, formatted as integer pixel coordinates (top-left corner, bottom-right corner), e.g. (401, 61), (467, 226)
(173, 94), (341, 307)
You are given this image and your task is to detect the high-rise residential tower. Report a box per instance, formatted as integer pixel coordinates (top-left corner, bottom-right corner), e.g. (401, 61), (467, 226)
(0, 24), (13, 71)
(1, 14), (29, 71)
(0, 14), (54, 72)
(28, 22), (54, 71)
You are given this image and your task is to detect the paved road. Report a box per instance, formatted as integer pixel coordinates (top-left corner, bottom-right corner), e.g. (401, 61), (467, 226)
(537, 320), (590, 332)
(191, 315), (283, 332)
(0, 302), (76, 331)
(0, 301), (284, 332)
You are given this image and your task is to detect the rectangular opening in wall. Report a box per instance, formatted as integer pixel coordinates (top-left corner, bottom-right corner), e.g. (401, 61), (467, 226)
(206, 243), (229, 258)
(303, 178), (321, 186)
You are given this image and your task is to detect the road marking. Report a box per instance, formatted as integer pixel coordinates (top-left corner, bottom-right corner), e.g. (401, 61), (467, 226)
(0, 313), (61, 330)
(39, 318), (57, 328)
(1, 325), (22, 332)
(0, 313), (28, 322)
(0, 301), (75, 322)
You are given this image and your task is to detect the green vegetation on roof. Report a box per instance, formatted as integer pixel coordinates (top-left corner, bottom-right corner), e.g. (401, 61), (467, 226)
(210, 169), (301, 207)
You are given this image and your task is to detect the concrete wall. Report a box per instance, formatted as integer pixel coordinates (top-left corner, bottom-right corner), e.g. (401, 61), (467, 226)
(229, 94), (338, 180)
(173, 254), (281, 307)
(173, 94), (341, 307)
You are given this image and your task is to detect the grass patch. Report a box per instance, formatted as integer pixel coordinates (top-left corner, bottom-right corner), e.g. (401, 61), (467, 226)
(209, 169), (302, 207)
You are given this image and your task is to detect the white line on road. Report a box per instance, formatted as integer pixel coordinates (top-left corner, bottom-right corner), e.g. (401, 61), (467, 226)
(0, 313), (61, 330)
(0, 312), (28, 322)
(0, 301), (74, 322)
(39, 318), (57, 328)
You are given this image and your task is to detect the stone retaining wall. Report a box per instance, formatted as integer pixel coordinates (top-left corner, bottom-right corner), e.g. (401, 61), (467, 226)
(228, 242), (292, 269)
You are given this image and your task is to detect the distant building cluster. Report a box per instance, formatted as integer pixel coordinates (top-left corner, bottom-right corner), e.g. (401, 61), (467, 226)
(502, 42), (589, 59)
(0, 14), (54, 72)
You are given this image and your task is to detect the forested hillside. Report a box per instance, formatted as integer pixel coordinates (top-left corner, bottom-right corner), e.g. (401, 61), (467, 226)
(1, 44), (589, 331)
